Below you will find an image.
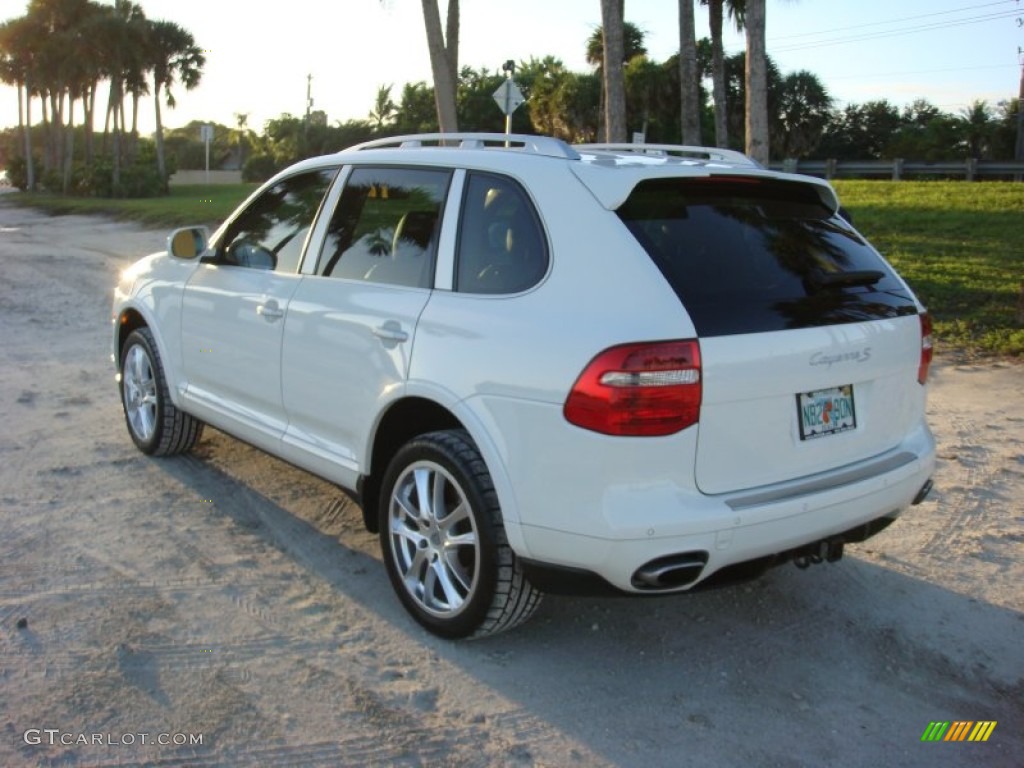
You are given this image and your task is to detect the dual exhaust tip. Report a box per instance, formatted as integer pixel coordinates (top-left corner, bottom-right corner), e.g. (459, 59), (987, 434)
(632, 552), (708, 590)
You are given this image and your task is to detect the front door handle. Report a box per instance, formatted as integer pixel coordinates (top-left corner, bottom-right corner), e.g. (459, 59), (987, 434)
(373, 322), (409, 343)
(257, 301), (284, 321)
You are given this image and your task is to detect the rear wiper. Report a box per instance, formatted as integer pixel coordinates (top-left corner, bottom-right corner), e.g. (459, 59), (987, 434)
(808, 270), (885, 289)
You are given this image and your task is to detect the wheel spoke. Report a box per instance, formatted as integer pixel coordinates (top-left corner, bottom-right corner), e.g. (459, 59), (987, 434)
(432, 470), (448, 521)
(445, 530), (477, 548)
(402, 546), (429, 591)
(390, 514), (425, 554)
(413, 467), (435, 522)
(431, 558), (464, 610)
(442, 549), (473, 593)
(439, 501), (470, 535)
(394, 489), (422, 528)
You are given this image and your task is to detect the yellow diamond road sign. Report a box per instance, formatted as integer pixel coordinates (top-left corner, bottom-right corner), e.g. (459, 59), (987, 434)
(493, 80), (525, 115)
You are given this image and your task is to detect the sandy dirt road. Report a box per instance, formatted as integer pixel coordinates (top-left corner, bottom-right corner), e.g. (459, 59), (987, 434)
(0, 204), (1021, 768)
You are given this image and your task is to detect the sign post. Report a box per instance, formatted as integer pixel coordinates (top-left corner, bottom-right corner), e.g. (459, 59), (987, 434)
(493, 60), (525, 140)
(200, 124), (214, 184)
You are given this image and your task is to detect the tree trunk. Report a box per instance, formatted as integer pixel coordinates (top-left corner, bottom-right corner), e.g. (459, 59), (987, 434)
(154, 83), (167, 185)
(108, 78), (122, 193)
(601, 0), (627, 143)
(709, 0), (729, 148)
(445, 0), (459, 91)
(83, 83), (92, 163)
(63, 96), (74, 195)
(20, 77), (36, 191)
(744, 0), (769, 164)
(421, 0), (459, 134)
(678, 0), (701, 145)
(119, 98), (128, 159)
(40, 95), (51, 176)
(52, 90), (66, 176)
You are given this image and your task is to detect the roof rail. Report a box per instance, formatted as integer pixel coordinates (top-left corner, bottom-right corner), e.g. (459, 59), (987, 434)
(575, 143), (758, 167)
(350, 133), (580, 160)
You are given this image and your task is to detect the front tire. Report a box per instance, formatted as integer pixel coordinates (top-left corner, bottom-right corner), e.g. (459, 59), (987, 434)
(379, 430), (541, 639)
(120, 327), (203, 456)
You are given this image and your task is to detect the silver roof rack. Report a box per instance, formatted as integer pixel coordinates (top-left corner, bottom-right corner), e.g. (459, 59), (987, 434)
(575, 143), (757, 167)
(350, 133), (580, 160)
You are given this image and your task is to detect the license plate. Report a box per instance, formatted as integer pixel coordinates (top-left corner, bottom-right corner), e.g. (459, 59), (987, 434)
(797, 385), (857, 440)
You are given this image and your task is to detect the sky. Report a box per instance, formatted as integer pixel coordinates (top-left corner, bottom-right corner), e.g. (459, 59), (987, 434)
(0, 0), (1020, 136)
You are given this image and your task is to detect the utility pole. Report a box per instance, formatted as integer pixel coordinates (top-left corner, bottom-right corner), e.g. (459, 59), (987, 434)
(1016, 48), (1024, 165)
(305, 74), (313, 123)
(303, 74), (313, 156)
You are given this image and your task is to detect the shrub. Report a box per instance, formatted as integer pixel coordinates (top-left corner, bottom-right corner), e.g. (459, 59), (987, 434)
(242, 153), (277, 183)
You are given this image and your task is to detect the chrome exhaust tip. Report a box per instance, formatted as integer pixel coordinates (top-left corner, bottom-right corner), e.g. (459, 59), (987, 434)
(631, 552), (708, 590)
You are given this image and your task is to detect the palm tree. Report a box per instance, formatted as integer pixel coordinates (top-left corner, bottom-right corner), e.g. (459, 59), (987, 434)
(703, 0), (744, 148)
(99, 0), (148, 190)
(586, 20), (646, 143)
(368, 84), (397, 130)
(960, 100), (992, 158)
(678, 0), (700, 145)
(0, 15), (38, 189)
(419, 0), (459, 133)
(147, 19), (205, 184)
(233, 112), (251, 169)
(377, 1), (458, 133)
(76, 2), (113, 164)
(26, 0), (97, 189)
(745, 0), (768, 163)
(585, 21), (647, 67)
(599, 0), (627, 143)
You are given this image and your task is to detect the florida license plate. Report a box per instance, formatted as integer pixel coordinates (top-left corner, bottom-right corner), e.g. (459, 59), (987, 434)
(797, 385), (857, 440)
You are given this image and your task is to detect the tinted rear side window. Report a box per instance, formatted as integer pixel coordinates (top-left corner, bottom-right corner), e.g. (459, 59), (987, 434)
(455, 172), (548, 295)
(618, 178), (918, 337)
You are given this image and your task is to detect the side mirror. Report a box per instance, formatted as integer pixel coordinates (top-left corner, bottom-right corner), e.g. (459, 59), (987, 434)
(837, 206), (853, 225)
(168, 226), (210, 260)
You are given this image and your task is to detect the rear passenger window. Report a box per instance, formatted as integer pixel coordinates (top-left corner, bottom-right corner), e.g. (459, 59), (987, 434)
(318, 167), (451, 289)
(456, 173), (548, 294)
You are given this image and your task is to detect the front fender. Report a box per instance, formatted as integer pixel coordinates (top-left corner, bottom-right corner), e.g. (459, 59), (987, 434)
(112, 253), (197, 408)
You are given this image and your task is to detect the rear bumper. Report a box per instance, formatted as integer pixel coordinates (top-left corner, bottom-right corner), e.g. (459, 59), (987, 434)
(516, 423), (936, 594)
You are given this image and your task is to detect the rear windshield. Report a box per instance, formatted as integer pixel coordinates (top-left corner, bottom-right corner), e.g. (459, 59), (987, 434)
(618, 178), (918, 337)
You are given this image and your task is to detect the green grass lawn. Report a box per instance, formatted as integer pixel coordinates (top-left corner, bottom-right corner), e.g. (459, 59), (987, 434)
(2, 184), (256, 229)
(833, 181), (1024, 357)
(4, 179), (1022, 357)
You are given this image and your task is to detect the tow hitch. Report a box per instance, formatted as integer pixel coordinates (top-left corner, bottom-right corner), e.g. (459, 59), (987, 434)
(792, 537), (845, 570)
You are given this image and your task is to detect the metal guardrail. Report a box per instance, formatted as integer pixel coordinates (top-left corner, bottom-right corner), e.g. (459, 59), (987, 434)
(769, 158), (1024, 181)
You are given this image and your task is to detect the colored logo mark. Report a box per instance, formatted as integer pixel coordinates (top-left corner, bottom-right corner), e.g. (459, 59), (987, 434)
(921, 721), (997, 742)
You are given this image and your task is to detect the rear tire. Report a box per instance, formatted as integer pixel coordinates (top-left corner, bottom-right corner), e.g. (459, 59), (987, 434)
(120, 327), (203, 456)
(379, 429), (541, 638)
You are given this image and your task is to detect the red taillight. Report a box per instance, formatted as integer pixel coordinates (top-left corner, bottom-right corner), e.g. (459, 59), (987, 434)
(918, 312), (934, 385)
(564, 340), (702, 436)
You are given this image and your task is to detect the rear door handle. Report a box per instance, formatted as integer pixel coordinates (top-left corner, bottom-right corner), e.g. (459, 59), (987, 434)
(373, 322), (409, 343)
(257, 301), (284, 321)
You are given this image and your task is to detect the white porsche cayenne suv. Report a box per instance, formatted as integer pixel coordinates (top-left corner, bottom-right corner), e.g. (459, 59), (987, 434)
(112, 134), (936, 638)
